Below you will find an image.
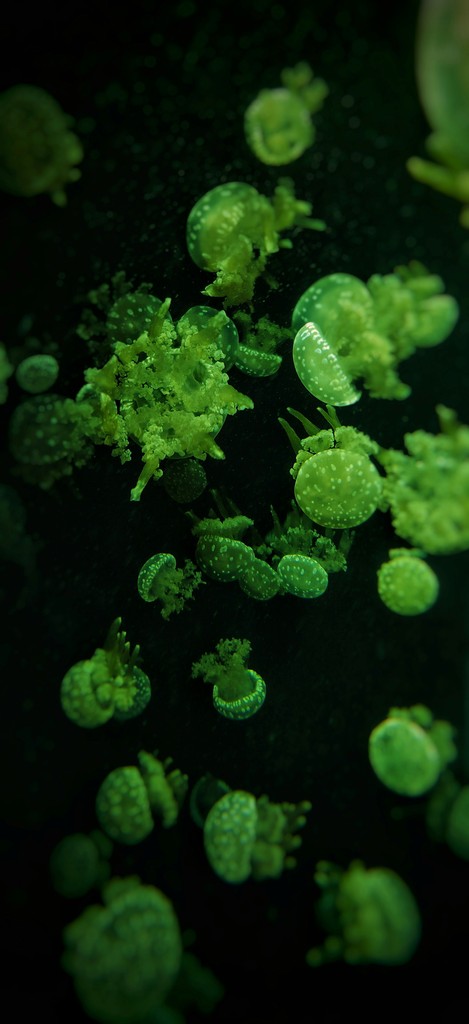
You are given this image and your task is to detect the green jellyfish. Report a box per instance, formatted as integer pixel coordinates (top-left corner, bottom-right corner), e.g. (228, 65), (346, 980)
(377, 548), (439, 615)
(186, 179), (324, 306)
(15, 353), (59, 393)
(192, 638), (266, 720)
(293, 433), (382, 530)
(277, 553), (329, 598)
(137, 552), (202, 619)
(0, 84), (83, 205)
(95, 750), (188, 844)
(106, 291), (167, 346)
(407, 0), (469, 226)
(203, 789), (311, 883)
(244, 62), (328, 166)
(49, 831), (112, 898)
(161, 457), (208, 503)
(369, 704), (456, 797)
(62, 876), (182, 1023)
(194, 534), (255, 583)
(60, 617), (151, 728)
(307, 860), (421, 966)
(426, 771), (469, 861)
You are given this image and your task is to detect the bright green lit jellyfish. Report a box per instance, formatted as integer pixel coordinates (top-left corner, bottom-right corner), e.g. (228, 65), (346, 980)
(291, 264), (458, 404)
(192, 638), (266, 720)
(203, 789), (311, 883)
(277, 553), (328, 598)
(244, 61), (328, 166)
(96, 750), (188, 844)
(379, 405), (469, 554)
(307, 860), (421, 966)
(186, 179), (324, 306)
(60, 617), (151, 728)
(0, 84), (83, 206)
(49, 830), (112, 898)
(62, 876), (182, 1024)
(15, 353), (59, 393)
(377, 548), (439, 615)
(290, 412), (383, 530)
(137, 552), (202, 619)
(195, 534), (255, 583)
(177, 305), (240, 369)
(237, 556), (281, 600)
(369, 704), (456, 797)
(407, 0), (469, 226)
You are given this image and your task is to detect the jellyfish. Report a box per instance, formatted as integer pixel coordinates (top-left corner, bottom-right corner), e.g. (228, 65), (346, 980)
(407, 0), (469, 226)
(369, 704), (456, 797)
(203, 789), (311, 882)
(192, 638), (266, 720)
(307, 860), (421, 966)
(294, 448), (382, 529)
(95, 750), (188, 844)
(377, 548), (440, 615)
(137, 552), (202, 618)
(49, 831), (112, 898)
(277, 553), (329, 598)
(244, 62), (328, 166)
(0, 84), (83, 205)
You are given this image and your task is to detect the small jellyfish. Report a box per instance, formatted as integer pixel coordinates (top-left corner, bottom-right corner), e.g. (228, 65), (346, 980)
(192, 638), (266, 720)
(177, 305), (240, 369)
(0, 84), (83, 205)
(277, 553), (329, 598)
(295, 448), (382, 529)
(195, 535), (255, 583)
(15, 353), (59, 394)
(238, 557), (281, 600)
(96, 750), (188, 844)
(49, 831), (112, 898)
(369, 704), (456, 797)
(137, 552), (202, 619)
(162, 458), (208, 503)
(244, 62), (328, 166)
(106, 292), (166, 346)
(377, 548), (440, 615)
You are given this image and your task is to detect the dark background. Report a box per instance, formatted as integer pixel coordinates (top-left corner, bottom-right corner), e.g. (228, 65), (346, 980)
(1, 0), (468, 1020)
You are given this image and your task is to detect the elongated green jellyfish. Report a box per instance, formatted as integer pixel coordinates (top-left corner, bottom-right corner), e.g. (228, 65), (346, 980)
(407, 0), (469, 226)
(96, 751), (188, 843)
(238, 557), (280, 600)
(377, 548), (439, 615)
(277, 553), (328, 598)
(192, 638), (266, 720)
(369, 704), (456, 796)
(307, 860), (421, 966)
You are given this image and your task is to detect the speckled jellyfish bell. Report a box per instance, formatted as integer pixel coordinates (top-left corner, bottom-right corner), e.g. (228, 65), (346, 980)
(294, 448), (382, 529)
(292, 274), (371, 406)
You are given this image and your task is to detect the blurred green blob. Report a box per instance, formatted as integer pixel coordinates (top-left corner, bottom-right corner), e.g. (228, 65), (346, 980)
(369, 704), (456, 796)
(96, 751), (188, 844)
(15, 353), (59, 393)
(377, 548), (439, 615)
(162, 457), (208, 503)
(137, 552), (202, 618)
(50, 831), (112, 898)
(245, 62), (328, 166)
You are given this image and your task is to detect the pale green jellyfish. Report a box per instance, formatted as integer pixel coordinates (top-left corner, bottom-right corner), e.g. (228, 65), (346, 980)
(95, 750), (188, 843)
(203, 789), (311, 883)
(62, 876), (182, 1023)
(60, 617), (151, 728)
(137, 552), (202, 619)
(407, 0), (469, 226)
(377, 548), (439, 615)
(192, 638), (266, 720)
(49, 831), (112, 898)
(244, 62), (328, 166)
(186, 179), (324, 306)
(307, 860), (421, 966)
(295, 448), (382, 529)
(238, 556), (281, 600)
(277, 553), (328, 598)
(177, 305), (240, 369)
(195, 535), (255, 583)
(15, 353), (59, 393)
(369, 704), (456, 797)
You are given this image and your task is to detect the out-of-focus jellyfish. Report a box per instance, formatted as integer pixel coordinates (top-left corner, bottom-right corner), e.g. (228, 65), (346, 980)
(162, 457), (208, 503)
(203, 789), (311, 882)
(62, 876), (182, 1023)
(407, 0), (469, 226)
(95, 750), (188, 844)
(0, 84), (83, 205)
(192, 638), (266, 720)
(60, 617), (151, 728)
(369, 704), (456, 797)
(244, 61), (328, 166)
(377, 548), (440, 615)
(306, 860), (421, 966)
(15, 353), (59, 393)
(137, 552), (202, 619)
(189, 774), (231, 828)
(0, 343), (14, 403)
(426, 771), (469, 860)
(49, 830), (112, 898)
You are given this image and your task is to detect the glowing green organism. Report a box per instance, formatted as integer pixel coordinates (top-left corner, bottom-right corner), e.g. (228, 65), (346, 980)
(186, 179), (324, 306)
(377, 548), (439, 615)
(307, 860), (421, 966)
(195, 534), (255, 583)
(106, 292), (166, 346)
(62, 876), (182, 1023)
(203, 789), (311, 883)
(277, 553), (328, 598)
(137, 552), (202, 619)
(238, 556), (281, 600)
(0, 85), (83, 206)
(49, 831), (112, 898)
(60, 617), (151, 728)
(291, 414), (383, 530)
(259, 501), (352, 574)
(407, 0), (469, 226)
(369, 704), (456, 797)
(162, 457), (208, 503)
(8, 392), (100, 489)
(192, 638), (266, 720)
(292, 264), (458, 404)
(96, 750), (188, 844)
(15, 353), (59, 393)
(83, 297), (254, 500)
(427, 772), (469, 860)
(379, 405), (469, 554)
(244, 61), (328, 166)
